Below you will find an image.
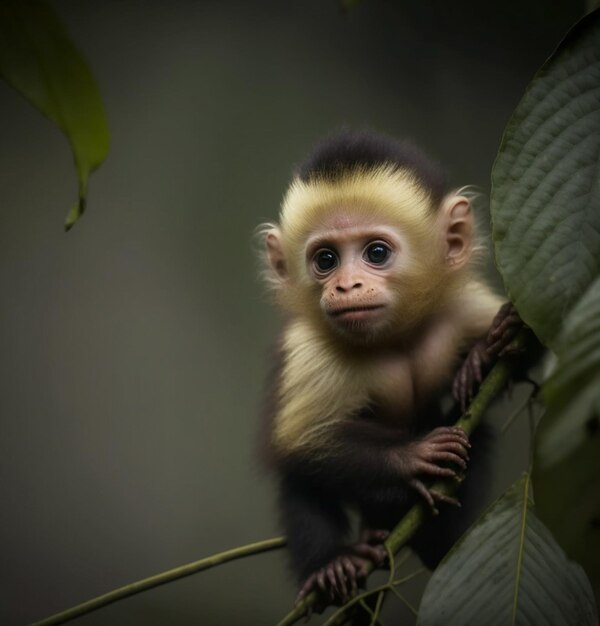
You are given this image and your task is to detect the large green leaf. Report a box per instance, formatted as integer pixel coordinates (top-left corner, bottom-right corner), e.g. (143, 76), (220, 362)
(533, 277), (600, 590)
(0, 0), (109, 230)
(417, 475), (597, 626)
(491, 10), (600, 348)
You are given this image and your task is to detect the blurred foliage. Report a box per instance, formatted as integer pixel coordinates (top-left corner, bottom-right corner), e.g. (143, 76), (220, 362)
(0, 0), (109, 230)
(533, 276), (600, 590)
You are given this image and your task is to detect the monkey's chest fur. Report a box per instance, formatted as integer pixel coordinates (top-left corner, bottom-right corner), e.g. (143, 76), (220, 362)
(369, 355), (426, 420)
(369, 323), (463, 418)
(272, 319), (463, 454)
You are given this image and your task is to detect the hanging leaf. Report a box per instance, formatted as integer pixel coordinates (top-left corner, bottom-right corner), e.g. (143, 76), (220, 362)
(491, 10), (600, 348)
(417, 475), (597, 626)
(533, 277), (600, 590)
(0, 0), (109, 230)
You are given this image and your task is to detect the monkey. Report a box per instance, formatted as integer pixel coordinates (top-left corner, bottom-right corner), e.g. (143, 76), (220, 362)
(258, 130), (523, 610)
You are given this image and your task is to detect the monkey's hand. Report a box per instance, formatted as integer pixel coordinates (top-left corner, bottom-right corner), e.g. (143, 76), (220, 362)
(486, 302), (523, 357)
(453, 338), (491, 412)
(453, 302), (524, 411)
(295, 545), (386, 607)
(398, 426), (470, 514)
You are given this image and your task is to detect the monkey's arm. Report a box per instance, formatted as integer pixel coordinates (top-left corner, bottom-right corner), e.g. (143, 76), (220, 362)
(282, 419), (469, 509)
(453, 302), (524, 411)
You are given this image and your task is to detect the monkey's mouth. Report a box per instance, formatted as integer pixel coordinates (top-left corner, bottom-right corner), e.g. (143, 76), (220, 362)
(328, 305), (385, 322)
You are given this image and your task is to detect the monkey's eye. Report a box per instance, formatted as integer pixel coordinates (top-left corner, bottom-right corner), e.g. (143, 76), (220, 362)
(364, 243), (391, 265)
(313, 249), (338, 273)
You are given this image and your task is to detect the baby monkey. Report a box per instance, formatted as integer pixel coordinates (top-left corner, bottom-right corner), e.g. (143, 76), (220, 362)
(258, 130), (521, 607)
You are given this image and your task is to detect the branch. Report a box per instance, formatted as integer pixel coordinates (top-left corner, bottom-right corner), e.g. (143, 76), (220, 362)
(31, 537), (285, 626)
(276, 329), (533, 626)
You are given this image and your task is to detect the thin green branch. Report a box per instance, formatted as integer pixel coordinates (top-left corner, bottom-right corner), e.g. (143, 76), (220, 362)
(500, 380), (540, 433)
(369, 590), (386, 626)
(388, 586), (418, 616)
(386, 544), (395, 585)
(30, 537), (285, 626)
(359, 598), (375, 618)
(276, 330), (533, 626)
(392, 568), (426, 586)
(321, 583), (391, 626)
(391, 548), (412, 575)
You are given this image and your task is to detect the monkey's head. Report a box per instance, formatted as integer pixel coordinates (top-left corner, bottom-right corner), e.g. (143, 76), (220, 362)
(261, 131), (477, 346)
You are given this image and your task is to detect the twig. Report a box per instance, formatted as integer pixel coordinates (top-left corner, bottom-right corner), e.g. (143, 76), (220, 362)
(500, 379), (540, 433)
(369, 590), (386, 626)
(276, 329), (533, 626)
(388, 587), (418, 616)
(30, 537), (285, 626)
(392, 568), (426, 586)
(321, 583), (391, 626)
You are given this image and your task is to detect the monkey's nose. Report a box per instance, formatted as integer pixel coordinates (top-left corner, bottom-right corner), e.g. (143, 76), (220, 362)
(335, 281), (363, 293)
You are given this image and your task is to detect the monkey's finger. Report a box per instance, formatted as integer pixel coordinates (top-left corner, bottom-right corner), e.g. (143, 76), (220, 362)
(466, 363), (475, 399)
(430, 451), (468, 469)
(452, 367), (462, 402)
(428, 429), (470, 448)
(360, 528), (389, 544)
(341, 557), (358, 596)
(316, 570), (330, 598)
(349, 555), (371, 578)
(451, 364), (466, 408)
(428, 440), (470, 458)
(325, 566), (339, 600)
(334, 561), (348, 600)
(488, 312), (522, 339)
(430, 489), (461, 507)
(352, 542), (387, 565)
(433, 441), (470, 459)
(459, 365), (469, 412)
(498, 343), (526, 357)
(410, 478), (439, 514)
(415, 460), (458, 478)
(426, 437), (471, 455)
(452, 427), (471, 448)
(490, 302), (515, 329)
(488, 322), (522, 354)
(296, 573), (317, 604)
(471, 348), (484, 383)
(487, 331), (520, 357)
(490, 319), (521, 343)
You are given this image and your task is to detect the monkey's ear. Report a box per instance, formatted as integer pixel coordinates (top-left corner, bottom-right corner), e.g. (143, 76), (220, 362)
(441, 195), (473, 269)
(265, 228), (288, 280)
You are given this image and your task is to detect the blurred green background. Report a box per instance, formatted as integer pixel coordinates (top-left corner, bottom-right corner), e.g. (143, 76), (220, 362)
(0, 1), (585, 624)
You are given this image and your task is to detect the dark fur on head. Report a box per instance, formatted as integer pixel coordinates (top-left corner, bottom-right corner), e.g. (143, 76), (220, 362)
(296, 129), (449, 206)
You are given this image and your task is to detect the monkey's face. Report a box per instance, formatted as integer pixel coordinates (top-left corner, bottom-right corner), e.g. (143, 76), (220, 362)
(304, 213), (410, 342)
(264, 191), (472, 344)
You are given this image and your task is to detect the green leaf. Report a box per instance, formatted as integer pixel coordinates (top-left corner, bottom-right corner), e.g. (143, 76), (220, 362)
(417, 475), (597, 626)
(491, 10), (600, 348)
(0, 0), (109, 230)
(533, 277), (600, 590)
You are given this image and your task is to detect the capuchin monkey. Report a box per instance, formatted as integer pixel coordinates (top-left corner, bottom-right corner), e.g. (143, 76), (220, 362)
(258, 130), (522, 611)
